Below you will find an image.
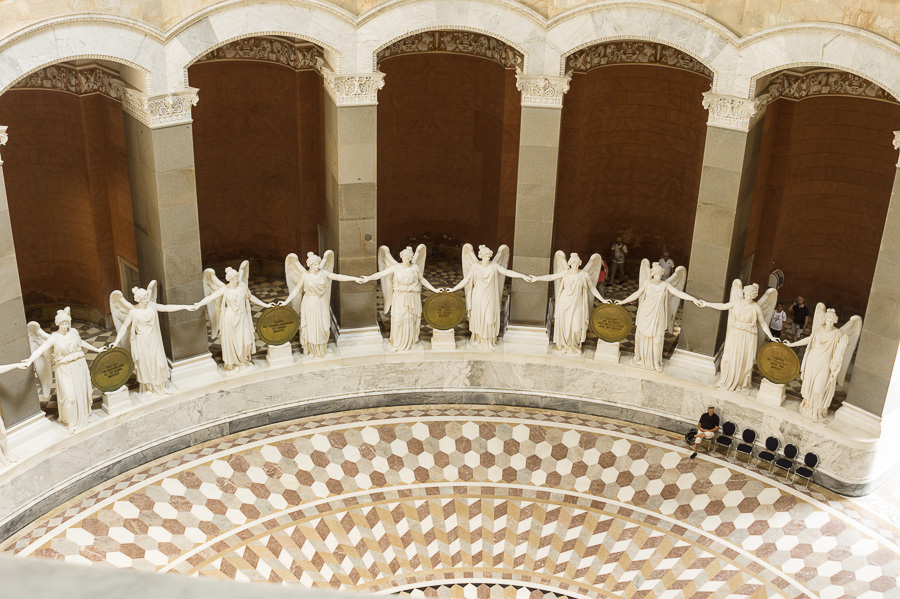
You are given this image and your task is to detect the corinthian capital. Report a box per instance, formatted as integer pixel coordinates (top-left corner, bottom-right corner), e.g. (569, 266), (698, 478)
(121, 87), (200, 129)
(321, 68), (385, 106)
(516, 71), (572, 108)
(701, 92), (766, 131)
(0, 126), (7, 165)
(893, 131), (900, 167)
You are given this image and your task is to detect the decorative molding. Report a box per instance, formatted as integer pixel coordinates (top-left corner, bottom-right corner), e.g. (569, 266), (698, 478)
(121, 87), (199, 128)
(893, 132), (900, 167)
(701, 92), (765, 132)
(0, 125), (7, 165)
(321, 67), (384, 106)
(10, 63), (126, 100)
(515, 71), (571, 108)
(194, 36), (322, 72)
(764, 69), (896, 104)
(566, 41), (713, 79)
(376, 30), (523, 69)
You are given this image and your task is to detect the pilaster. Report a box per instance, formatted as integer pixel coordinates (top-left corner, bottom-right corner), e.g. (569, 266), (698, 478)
(0, 128), (42, 425)
(507, 73), (569, 343)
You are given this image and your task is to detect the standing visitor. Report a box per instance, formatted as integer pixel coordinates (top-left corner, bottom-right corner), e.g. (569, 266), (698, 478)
(609, 237), (628, 286)
(658, 252), (674, 279)
(790, 296), (810, 340)
(769, 302), (787, 339)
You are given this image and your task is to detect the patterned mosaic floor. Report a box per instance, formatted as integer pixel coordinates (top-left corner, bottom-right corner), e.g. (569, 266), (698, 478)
(3, 406), (898, 599)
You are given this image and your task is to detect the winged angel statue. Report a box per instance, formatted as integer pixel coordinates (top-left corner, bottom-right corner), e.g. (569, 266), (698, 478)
(529, 251), (608, 354)
(109, 281), (194, 396)
(21, 307), (103, 433)
(695, 280), (779, 391)
(449, 244), (530, 349)
(283, 251), (361, 358)
(361, 245), (440, 352)
(787, 304), (862, 422)
(617, 259), (699, 372)
(192, 261), (273, 371)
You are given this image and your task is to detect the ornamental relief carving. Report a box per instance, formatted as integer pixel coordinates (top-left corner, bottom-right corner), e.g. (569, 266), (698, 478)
(321, 68), (385, 106)
(765, 69), (896, 103)
(566, 41), (713, 79)
(377, 30), (523, 69)
(195, 37), (323, 72)
(121, 88), (199, 128)
(12, 64), (125, 100)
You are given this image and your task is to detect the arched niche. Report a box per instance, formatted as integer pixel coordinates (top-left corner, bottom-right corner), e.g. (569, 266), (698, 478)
(187, 36), (327, 272)
(375, 30), (524, 250)
(552, 41), (713, 269)
(0, 60), (139, 324)
(743, 68), (900, 315)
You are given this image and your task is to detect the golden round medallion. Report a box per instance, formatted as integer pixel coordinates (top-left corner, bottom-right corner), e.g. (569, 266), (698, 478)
(589, 304), (633, 343)
(423, 292), (466, 330)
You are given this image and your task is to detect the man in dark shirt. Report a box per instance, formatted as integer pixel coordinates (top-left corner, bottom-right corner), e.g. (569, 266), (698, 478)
(691, 406), (720, 459)
(789, 296), (810, 340)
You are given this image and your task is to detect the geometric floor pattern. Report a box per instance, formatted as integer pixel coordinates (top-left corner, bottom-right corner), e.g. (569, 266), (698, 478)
(2, 406), (896, 599)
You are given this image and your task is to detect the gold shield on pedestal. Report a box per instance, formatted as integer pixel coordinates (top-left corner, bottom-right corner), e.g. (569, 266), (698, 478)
(90, 346), (134, 392)
(756, 341), (801, 385)
(257, 306), (300, 346)
(589, 304), (633, 343)
(423, 292), (466, 330)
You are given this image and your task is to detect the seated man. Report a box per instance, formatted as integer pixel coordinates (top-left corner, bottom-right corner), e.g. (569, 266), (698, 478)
(691, 406), (719, 459)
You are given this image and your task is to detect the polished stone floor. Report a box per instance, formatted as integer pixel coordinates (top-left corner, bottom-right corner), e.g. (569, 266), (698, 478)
(2, 406), (897, 599)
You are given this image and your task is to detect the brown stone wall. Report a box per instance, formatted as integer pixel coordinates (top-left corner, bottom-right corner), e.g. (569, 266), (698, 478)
(554, 65), (709, 266)
(190, 61), (324, 266)
(745, 97), (900, 313)
(377, 53), (520, 250)
(0, 89), (137, 314)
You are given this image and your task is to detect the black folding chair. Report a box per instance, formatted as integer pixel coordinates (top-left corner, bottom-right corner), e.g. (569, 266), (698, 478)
(774, 443), (799, 478)
(714, 421), (736, 455)
(757, 436), (780, 472)
(794, 452), (819, 488)
(734, 428), (757, 462)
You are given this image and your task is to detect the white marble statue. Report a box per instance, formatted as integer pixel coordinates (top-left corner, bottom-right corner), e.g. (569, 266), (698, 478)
(786, 304), (862, 422)
(528, 251), (608, 354)
(0, 363), (20, 465)
(193, 261), (274, 371)
(696, 280), (779, 391)
(109, 282), (193, 396)
(617, 259), (698, 372)
(20, 308), (103, 434)
(449, 244), (530, 350)
(361, 245), (440, 352)
(283, 251), (361, 358)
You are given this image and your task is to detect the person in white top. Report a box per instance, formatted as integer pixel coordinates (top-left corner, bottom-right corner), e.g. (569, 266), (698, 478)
(769, 303), (787, 339)
(658, 252), (675, 279)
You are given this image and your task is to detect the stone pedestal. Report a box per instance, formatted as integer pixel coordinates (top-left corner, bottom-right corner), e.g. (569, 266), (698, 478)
(756, 379), (786, 407)
(593, 340), (620, 364)
(266, 343), (294, 368)
(170, 354), (222, 388)
(831, 402), (883, 437)
(431, 328), (457, 351)
(102, 386), (131, 415)
(335, 326), (384, 358)
(666, 348), (718, 385)
(503, 325), (549, 356)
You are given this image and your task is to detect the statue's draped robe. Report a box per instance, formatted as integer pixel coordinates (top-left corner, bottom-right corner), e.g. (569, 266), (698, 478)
(717, 301), (759, 391)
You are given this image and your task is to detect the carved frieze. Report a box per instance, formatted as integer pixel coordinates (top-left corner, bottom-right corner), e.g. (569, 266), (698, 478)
(765, 69), (895, 103)
(122, 88), (200, 129)
(702, 92), (764, 131)
(516, 72), (571, 108)
(377, 30), (523, 69)
(195, 37), (322, 72)
(0, 125), (7, 165)
(12, 64), (125, 100)
(566, 41), (713, 79)
(321, 68), (385, 106)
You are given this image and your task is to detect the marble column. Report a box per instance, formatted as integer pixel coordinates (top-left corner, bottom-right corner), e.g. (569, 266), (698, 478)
(504, 73), (570, 354)
(0, 127), (41, 426)
(834, 133), (900, 436)
(120, 87), (219, 384)
(669, 93), (766, 375)
(321, 69), (384, 354)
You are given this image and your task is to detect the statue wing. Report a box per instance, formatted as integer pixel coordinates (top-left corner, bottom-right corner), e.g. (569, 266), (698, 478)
(148, 280), (158, 304)
(583, 253), (603, 289)
(665, 266), (688, 334)
(378, 246), (397, 316)
(461, 243), (477, 314)
(726, 279), (742, 335)
(757, 287), (779, 348)
(202, 269), (224, 340)
(285, 253), (307, 315)
(494, 245), (511, 312)
(239, 260), (250, 286)
(837, 315), (863, 386)
(413, 244), (427, 279)
(551, 250), (567, 305)
(801, 303), (827, 377)
(322, 250), (335, 311)
(639, 258), (650, 290)
(109, 290), (134, 352)
(26, 322), (52, 399)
